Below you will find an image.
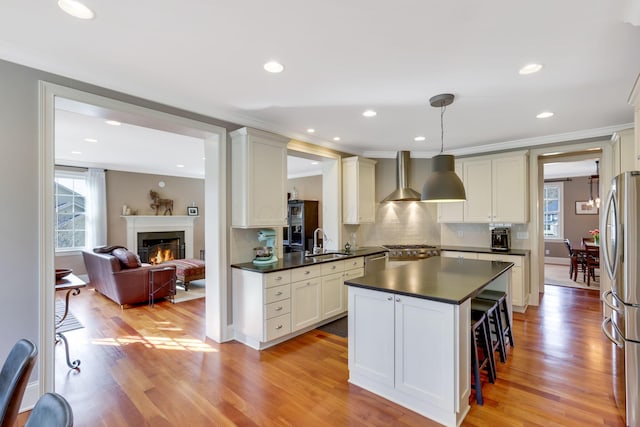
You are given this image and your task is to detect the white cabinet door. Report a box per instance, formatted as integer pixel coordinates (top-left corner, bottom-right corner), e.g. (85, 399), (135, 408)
(437, 160), (464, 223)
(492, 155), (528, 223)
(348, 287), (395, 387)
(321, 272), (345, 319)
(291, 278), (322, 331)
(231, 127), (288, 228)
(463, 158), (493, 223)
(394, 294), (456, 410)
(342, 157), (377, 224)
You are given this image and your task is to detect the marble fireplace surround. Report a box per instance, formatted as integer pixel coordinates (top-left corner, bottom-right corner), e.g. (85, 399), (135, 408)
(123, 215), (196, 259)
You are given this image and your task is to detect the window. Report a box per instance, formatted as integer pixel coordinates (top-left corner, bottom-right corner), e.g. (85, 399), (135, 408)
(55, 171), (87, 250)
(543, 182), (563, 240)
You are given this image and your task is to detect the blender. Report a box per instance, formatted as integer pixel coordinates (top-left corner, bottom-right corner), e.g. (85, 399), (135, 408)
(253, 229), (278, 265)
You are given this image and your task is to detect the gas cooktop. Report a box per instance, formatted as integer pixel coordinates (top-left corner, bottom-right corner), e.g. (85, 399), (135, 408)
(382, 244), (440, 261)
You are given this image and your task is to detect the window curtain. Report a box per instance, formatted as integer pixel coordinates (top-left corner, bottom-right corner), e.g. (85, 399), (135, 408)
(86, 168), (107, 249)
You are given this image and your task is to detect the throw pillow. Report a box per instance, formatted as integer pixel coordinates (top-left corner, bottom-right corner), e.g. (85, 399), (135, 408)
(112, 248), (141, 269)
(94, 245), (127, 254)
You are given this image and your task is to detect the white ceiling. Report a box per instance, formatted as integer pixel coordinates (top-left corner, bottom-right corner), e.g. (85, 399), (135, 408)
(2, 1), (639, 176)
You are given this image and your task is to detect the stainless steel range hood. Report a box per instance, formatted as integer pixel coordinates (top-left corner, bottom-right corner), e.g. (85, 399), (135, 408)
(382, 151), (421, 202)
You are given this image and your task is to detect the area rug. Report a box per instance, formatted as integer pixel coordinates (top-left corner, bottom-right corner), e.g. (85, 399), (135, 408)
(316, 317), (348, 338)
(545, 263), (600, 291)
(173, 279), (206, 303)
(55, 300), (84, 333)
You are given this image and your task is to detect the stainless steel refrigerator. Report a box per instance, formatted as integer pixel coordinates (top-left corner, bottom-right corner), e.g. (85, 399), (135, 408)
(601, 171), (640, 427)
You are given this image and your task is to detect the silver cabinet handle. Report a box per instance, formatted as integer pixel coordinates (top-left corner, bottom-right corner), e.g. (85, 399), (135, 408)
(395, 297), (400, 302)
(275, 306), (283, 311)
(305, 271), (310, 275)
(275, 291), (283, 296)
(276, 276), (282, 281)
(387, 296), (393, 301)
(275, 325), (283, 330)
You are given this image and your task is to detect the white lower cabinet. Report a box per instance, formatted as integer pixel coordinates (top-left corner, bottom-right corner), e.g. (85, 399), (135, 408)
(477, 253), (528, 310)
(348, 286), (470, 427)
(233, 256), (366, 349)
(292, 278), (322, 331)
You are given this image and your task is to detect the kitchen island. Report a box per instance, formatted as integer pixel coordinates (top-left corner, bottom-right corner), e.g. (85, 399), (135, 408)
(344, 256), (513, 427)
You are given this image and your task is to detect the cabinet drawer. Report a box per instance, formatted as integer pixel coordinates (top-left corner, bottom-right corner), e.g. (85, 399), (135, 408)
(343, 267), (364, 280)
(265, 270), (291, 288)
(477, 253), (522, 267)
(265, 313), (291, 341)
(321, 261), (345, 275)
(265, 299), (291, 319)
(265, 284), (290, 304)
(344, 256), (364, 270)
(291, 265), (322, 282)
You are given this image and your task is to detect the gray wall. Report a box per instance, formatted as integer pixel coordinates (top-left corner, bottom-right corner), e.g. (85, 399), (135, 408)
(0, 58), (240, 380)
(545, 176), (600, 258)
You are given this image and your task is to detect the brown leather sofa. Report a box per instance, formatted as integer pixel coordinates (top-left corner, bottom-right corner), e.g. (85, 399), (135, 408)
(82, 249), (176, 307)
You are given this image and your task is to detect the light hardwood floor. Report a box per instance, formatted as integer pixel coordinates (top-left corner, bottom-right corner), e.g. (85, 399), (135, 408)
(18, 284), (624, 426)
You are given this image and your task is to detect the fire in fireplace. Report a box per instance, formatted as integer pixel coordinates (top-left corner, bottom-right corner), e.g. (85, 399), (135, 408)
(137, 231), (185, 264)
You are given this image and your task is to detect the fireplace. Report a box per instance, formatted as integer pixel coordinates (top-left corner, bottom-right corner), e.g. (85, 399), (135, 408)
(137, 231), (185, 264)
(123, 215), (196, 260)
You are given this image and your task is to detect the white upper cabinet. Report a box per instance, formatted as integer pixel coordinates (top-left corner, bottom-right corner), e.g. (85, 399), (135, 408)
(231, 127), (289, 228)
(462, 152), (528, 224)
(342, 157), (377, 224)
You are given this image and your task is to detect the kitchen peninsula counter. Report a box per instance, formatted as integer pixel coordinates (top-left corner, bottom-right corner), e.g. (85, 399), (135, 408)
(230, 246), (387, 273)
(345, 257), (513, 427)
(344, 256), (513, 304)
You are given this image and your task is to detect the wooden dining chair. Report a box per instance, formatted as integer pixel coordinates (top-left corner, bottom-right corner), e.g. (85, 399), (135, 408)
(584, 245), (600, 286)
(564, 239), (580, 281)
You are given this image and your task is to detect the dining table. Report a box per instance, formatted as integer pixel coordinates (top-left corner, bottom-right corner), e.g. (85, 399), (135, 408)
(55, 273), (86, 369)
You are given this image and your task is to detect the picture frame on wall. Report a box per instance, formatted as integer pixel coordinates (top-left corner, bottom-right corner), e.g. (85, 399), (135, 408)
(187, 206), (199, 216)
(575, 201), (598, 215)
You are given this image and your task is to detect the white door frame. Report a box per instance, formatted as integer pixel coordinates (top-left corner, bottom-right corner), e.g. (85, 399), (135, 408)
(529, 139), (613, 305)
(38, 81), (228, 394)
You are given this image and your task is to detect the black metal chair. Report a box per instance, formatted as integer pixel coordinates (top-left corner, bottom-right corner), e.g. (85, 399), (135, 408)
(25, 393), (73, 427)
(0, 339), (38, 427)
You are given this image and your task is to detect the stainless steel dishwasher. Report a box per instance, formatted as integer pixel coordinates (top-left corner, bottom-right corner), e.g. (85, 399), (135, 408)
(364, 252), (388, 275)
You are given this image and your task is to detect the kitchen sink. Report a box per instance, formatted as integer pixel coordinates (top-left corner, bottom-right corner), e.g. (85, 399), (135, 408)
(306, 252), (350, 261)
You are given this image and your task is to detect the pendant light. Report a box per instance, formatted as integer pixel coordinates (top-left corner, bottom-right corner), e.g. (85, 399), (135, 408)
(421, 93), (466, 202)
(588, 160), (600, 208)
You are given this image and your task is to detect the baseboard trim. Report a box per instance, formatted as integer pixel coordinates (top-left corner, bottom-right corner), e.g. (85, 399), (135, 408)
(21, 380), (39, 412)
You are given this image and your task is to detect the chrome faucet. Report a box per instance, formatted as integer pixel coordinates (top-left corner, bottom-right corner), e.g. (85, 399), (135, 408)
(313, 228), (324, 254)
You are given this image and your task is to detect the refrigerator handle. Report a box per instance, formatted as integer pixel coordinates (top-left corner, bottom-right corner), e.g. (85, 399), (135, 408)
(601, 188), (617, 280)
(601, 317), (624, 348)
(601, 289), (622, 313)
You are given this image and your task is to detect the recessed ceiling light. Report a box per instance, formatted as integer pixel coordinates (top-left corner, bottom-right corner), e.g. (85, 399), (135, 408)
(311, 161), (320, 165)
(264, 61), (284, 73)
(414, 136), (426, 141)
(362, 110), (377, 117)
(176, 164), (185, 168)
(536, 111), (554, 119)
(105, 120), (121, 126)
(519, 63), (543, 75)
(58, 0), (95, 19)
(83, 137), (98, 142)
(71, 150), (82, 155)
(307, 128), (315, 133)
(333, 137), (341, 141)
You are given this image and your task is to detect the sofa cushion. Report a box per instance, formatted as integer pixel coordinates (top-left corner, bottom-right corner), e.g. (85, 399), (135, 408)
(112, 248), (141, 269)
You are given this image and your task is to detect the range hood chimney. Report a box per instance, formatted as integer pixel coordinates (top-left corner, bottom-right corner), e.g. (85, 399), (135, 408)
(382, 151), (422, 202)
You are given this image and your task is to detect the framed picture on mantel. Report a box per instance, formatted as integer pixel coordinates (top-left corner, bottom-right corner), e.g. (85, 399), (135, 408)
(575, 201), (598, 215)
(187, 206), (199, 216)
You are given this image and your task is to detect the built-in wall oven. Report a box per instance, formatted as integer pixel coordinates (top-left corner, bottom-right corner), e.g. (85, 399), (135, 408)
(383, 244), (440, 268)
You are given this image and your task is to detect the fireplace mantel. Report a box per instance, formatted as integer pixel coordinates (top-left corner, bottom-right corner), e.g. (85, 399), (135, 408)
(123, 215), (196, 259)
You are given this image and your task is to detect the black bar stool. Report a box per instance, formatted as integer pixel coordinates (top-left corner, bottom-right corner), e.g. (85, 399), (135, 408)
(476, 289), (515, 348)
(471, 310), (495, 405)
(471, 298), (506, 364)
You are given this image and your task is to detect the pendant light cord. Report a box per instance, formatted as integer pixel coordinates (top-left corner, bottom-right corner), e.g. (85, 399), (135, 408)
(439, 104), (447, 154)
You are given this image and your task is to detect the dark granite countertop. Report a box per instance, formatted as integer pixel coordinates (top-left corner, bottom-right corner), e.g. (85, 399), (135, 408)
(345, 257), (513, 305)
(440, 245), (530, 256)
(230, 246), (388, 273)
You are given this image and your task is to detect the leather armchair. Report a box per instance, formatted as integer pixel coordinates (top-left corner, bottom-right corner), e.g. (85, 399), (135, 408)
(82, 250), (176, 307)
